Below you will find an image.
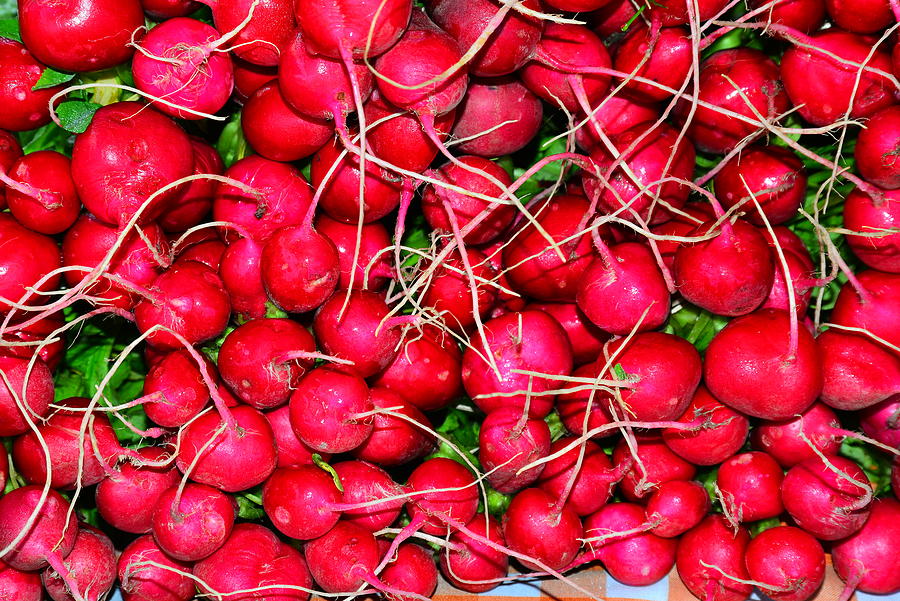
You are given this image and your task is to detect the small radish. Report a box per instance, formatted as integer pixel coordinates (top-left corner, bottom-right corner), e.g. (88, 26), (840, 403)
(0, 214), (62, 314)
(751, 402), (843, 467)
(575, 96), (659, 148)
(439, 515), (509, 593)
(614, 25), (692, 103)
(219, 237), (267, 320)
(715, 451), (784, 523)
(422, 248), (497, 331)
(646, 480), (710, 538)
(151, 483), (235, 561)
(211, 0), (295, 66)
(556, 363), (615, 439)
(242, 81), (334, 162)
(263, 465), (343, 540)
(536, 437), (620, 516)
(818, 329), (900, 411)
(830, 270), (900, 348)
(479, 406), (551, 494)
(316, 215), (393, 291)
(118, 535), (194, 601)
(525, 302), (607, 365)
(41, 526), (117, 601)
(96, 446), (180, 534)
(746, 0), (826, 33)
(333, 460), (405, 532)
(407, 457), (479, 536)
(159, 136), (223, 233)
(714, 145), (807, 225)
(289, 367), (374, 454)
(303, 521), (379, 592)
(854, 106), (900, 190)
(261, 225), (341, 314)
(265, 406), (329, 468)
(825, 0), (893, 33)
(352, 388), (435, 467)
(378, 541), (439, 601)
(502, 487), (583, 572)
(233, 58), (277, 101)
(744, 526), (825, 601)
(0, 560), (41, 601)
(662, 385), (750, 466)
(0, 129), (23, 208)
(0, 355), (54, 437)
(142, 0), (201, 19)
(0, 39), (62, 131)
(0, 312), (65, 371)
(676, 515), (752, 601)
(142, 349), (215, 427)
(295, 0), (412, 59)
(613, 435), (697, 501)
(832, 498), (900, 596)
(0, 485), (78, 572)
(860, 396), (900, 449)
(843, 186), (900, 272)
(647, 0), (730, 25)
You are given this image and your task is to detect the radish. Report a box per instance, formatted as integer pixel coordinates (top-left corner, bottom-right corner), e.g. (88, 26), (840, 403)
(134, 260), (231, 350)
(832, 498), (900, 596)
(194, 523), (313, 601)
(159, 137), (222, 233)
(289, 367), (374, 454)
(303, 522), (382, 593)
(242, 81), (334, 162)
(647, 0), (730, 25)
(131, 17), (234, 119)
(219, 237), (267, 320)
(614, 25), (692, 103)
(825, 0), (893, 33)
(0, 312), (65, 371)
(662, 386), (750, 466)
(0, 129), (23, 208)
(142, 349), (215, 427)
(263, 465), (343, 540)
(855, 106), (900, 190)
(41, 525), (116, 601)
(843, 186), (900, 272)
(613, 435), (697, 501)
(176, 404), (278, 492)
(0, 39), (62, 132)
(831, 270), (900, 348)
(333, 460), (405, 532)
(781, 455), (872, 540)
(439, 515), (509, 593)
(714, 145), (807, 225)
(536, 438), (620, 517)
(760, 243), (816, 316)
(575, 96), (659, 148)
(751, 402), (843, 467)
(218, 318), (317, 410)
(0, 355), (54, 437)
(211, 0), (295, 67)
(142, 0), (201, 19)
(352, 388), (436, 467)
(590, 0), (639, 41)
(213, 155), (312, 243)
(462, 310), (573, 418)
(233, 58), (277, 102)
(378, 541), (439, 601)
(704, 308), (823, 420)
(0, 214), (62, 315)
(18, 0), (144, 71)
(501, 487), (583, 572)
(295, 0), (411, 59)
(423, 248), (497, 331)
(479, 406), (551, 494)
(406, 457), (479, 535)
(818, 330), (900, 410)
(780, 30), (896, 126)
(118, 535), (194, 601)
(583, 502), (677, 586)
(646, 480), (710, 538)
(525, 302), (606, 365)
(744, 526), (825, 601)
(316, 215), (393, 291)
(261, 225), (341, 314)
(265, 406), (328, 468)
(372, 325), (464, 412)
(746, 0), (826, 33)
(95, 446), (179, 534)
(71, 102), (194, 227)
(175, 237), (226, 270)
(715, 451), (784, 523)
(151, 483), (235, 561)
(502, 194), (597, 301)
(556, 363), (615, 439)
(450, 76), (543, 157)
(0, 560), (41, 601)
(0, 485), (77, 572)
(676, 515), (752, 601)
(860, 396), (900, 449)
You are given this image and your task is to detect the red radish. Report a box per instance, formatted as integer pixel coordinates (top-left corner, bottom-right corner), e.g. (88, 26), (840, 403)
(674, 218), (775, 316)
(751, 402), (843, 467)
(860, 396), (900, 449)
(0, 39), (61, 131)
(158, 137), (222, 232)
(242, 81), (334, 162)
(313, 290), (401, 378)
(502, 194), (597, 301)
(142, 0), (201, 19)
(378, 542), (439, 601)
(261, 225), (340, 314)
(263, 465), (343, 540)
(646, 480), (710, 538)
(584, 502), (677, 586)
(575, 96), (659, 148)
(462, 310), (573, 418)
(0, 312), (65, 370)
(131, 17), (234, 119)
(614, 25), (692, 103)
(118, 535), (194, 601)
(613, 435), (697, 501)
(211, 0), (295, 67)
(439, 515), (509, 593)
(316, 215), (393, 291)
(478, 407), (551, 494)
(819, 329), (900, 410)
(407, 457), (479, 535)
(72, 103), (194, 227)
(714, 145), (807, 225)
(832, 498), (900, 595)
(0, 355), (54, 437)
(782, 455), (872, 540)
(843, 187), (900, 272)
(194, 523), (313, 601)
(502, 487), (583, 571)
(265, 406), (329, 468)
(0, 446), (6, 491)
(831, 270), (900, 348)
(173, 230), (225, 269)
(577, 241), (671, 335)
(310, 136), (403, 224)
(760, 245), (816, 316)
(176, 405), (278, 492)
(676, 515), (752, 601)
(651, 203), (716, 269)
(295, 0), (411, 59)
(662, 386), (749, 466)
(219, 237), (267, 320)
(590, 0), (639, 41)
(96, 446), (179, 534)
(744, 526), (825, 601)
(0, 560), (41, 601)
(781, 31), (896, 126)
(556, 362), (615, 439)
(545, 0), (616, 8)
(142, 349), (214, 427)
(232, 58), (277, 102)
(134, 261), (231, 350)
(0, 129), (23, 208)
(855, 106), (900, 190)
(423, 248), (497, 331)
(716, 451), (784, 522)
(536, 438), (619, 516)
(0, 485), (77, 571)
(521, 23), (611, 113)
(526, 302), (606, 365)
(583, 122), (696, 224)
(151, 483), (235, 561)
(304, 521), (379, 593)
(213, 155), (312, 243)
(427, 0), (541, 77)
(704, 308), (823, 420)
(289, 367), (374, 454)
(372, 325), (464, 412)
(333, 460), (405, 532)
(218, 318), (316, 410)
(647, 0), (730, 25)
(0, 215), (61, 314)
(422, 155), (516, 245)
(825, 0), (893, 33)
(746, 0), (826, 33)
(18, 0), (143, 71)
(42, 526), (116, 601)
(352, 388), (435, 466)
(450, 76), (543, 158)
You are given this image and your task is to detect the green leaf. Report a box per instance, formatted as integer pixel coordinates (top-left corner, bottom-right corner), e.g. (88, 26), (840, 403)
(32, 67), (76, 91)
(236, 492), (266, 520)
(18, 121), (73, 154)
(217, 113), (251, 168)
(668, 303), (729, 353)
(312, 454), (343, 492)
(486, 489), (511, 517)
(544, 410), (566, 442)
(427, 406), (482, 469)
(0, 18), (20, 41)
(749, 517), (782, 537)
(56, 101), (101, 134)
(840, 437), (893, 497)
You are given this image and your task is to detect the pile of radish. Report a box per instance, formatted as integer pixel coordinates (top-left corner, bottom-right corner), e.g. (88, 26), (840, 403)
(1, 0), (900, 600)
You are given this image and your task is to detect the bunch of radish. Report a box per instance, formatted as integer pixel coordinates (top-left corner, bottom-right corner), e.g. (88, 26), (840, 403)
(0, 0), (899, 600)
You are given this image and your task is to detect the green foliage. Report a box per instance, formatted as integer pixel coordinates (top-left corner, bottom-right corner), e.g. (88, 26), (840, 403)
(32, 67), (76, 91)
(426, 405), (481, 469)
(217, 113), (252, 167)
(236, 490), (266, 520)
(56, 101), (102, 134)
(0, 17), (19, 41)
(666, 303), (730, 353)
(840, 437), (893, 497)
(18, 121), (73, 155)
